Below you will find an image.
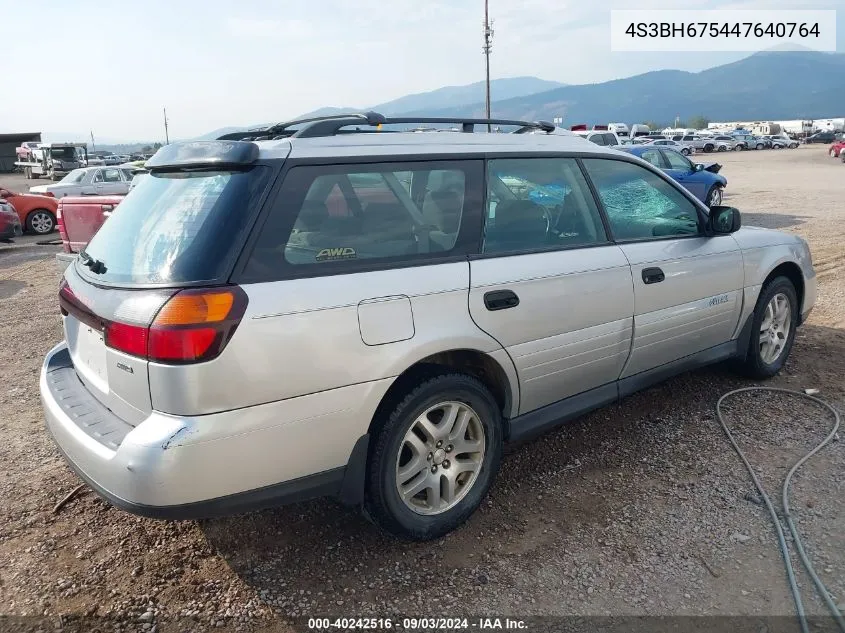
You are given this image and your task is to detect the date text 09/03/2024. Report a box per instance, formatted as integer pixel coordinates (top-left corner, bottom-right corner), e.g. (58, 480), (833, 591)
(307, 617), (528, 630)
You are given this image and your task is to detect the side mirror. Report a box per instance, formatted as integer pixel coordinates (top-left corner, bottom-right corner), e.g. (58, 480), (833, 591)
(709, 205), (741, 234)
(694, 163), (704, 172)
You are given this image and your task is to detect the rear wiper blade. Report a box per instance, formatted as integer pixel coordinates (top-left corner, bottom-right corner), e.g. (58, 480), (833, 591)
(78, 250), (107, 274)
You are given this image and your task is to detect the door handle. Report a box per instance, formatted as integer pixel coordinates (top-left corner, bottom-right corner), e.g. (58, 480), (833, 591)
(642, 267), (665, 284)
(484, 289), (520, 311)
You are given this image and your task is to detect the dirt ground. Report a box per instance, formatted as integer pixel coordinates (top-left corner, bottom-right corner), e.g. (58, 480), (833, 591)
(0, 146), (843, 633)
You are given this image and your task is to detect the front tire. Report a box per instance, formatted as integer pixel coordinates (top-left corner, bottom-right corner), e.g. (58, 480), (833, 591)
(706, 185), (723, 207)
(681, 148), (690, 155)
(756, 143), (764, 150)
(739, 277), (798, 379)
(26, 209), (56, 234)
(365, 373), (503, 541)
(831, 148), (837, 158)
(704, 144), (714, 153)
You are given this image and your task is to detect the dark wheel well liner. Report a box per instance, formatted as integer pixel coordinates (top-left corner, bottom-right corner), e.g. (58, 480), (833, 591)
(764, 263), (805, 324)
(339, 350), (513, 507)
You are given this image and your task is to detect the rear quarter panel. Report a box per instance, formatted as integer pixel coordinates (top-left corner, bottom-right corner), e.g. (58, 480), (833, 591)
(147, 262), (516, 418)
(15, 194), (58, 226)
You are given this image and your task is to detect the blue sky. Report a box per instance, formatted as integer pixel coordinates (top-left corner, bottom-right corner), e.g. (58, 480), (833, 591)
(1, 0), (841, 142)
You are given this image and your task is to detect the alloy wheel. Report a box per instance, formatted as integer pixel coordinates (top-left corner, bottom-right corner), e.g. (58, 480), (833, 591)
(395, 401), (485, 516)
(29, 211), (54, 234)
(759, 293), (792, 364)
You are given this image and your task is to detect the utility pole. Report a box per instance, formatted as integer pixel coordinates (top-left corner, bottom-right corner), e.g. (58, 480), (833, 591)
(163, 107), (170, 144)
(482, 0), (494, 132)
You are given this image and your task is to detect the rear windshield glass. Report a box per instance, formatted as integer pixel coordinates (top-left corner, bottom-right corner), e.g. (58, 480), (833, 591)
(79, 167), (271, 285)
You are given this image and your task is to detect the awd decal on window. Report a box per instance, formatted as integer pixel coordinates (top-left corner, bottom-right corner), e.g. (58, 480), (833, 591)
(316, 247), (357, 262)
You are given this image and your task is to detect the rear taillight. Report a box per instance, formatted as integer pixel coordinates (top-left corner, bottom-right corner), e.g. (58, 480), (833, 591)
(56, 205), (70, 252)
(103, 286), (248, 364)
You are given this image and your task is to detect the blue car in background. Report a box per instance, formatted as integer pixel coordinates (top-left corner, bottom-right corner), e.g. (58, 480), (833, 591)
(619, 145), (727, 207)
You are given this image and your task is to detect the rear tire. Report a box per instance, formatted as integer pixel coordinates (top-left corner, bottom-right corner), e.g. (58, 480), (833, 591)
(681, 148), (690, 155)
(738, 277), (798, 379)
(756, 143), (764, 150)
(365, 373), (503, 541)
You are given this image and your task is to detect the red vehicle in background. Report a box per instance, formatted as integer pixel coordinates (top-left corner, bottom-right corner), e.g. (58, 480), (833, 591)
(52, 171), (147, 270)
(0, 186), (60, 234)
(829, 140), (845, 158)
(0, 198), (23, 241)
(57, 195), (123, 253)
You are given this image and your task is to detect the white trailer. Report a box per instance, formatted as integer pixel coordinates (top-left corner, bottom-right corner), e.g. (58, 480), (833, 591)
(14, 143), (88, 181)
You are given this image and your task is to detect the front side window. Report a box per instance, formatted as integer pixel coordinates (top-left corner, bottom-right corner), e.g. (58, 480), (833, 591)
(243, 161), (479, 277)
(662, 149), (692, 170)
(583, 159), (701, 241)
(92, 170), (104, 183)
(483, 158), (607, 254)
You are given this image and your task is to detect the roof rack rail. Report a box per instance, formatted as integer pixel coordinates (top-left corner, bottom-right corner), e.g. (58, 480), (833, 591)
(216, 111), (386, 141)
(215, 112), (556, 140)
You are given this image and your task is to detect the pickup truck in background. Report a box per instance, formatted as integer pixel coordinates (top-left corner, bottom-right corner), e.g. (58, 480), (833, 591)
(54, 171), (147, 270)
(57, 195), (122, 254)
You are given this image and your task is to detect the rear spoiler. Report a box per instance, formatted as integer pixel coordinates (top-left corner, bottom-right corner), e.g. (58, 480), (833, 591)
(145, 141), (259, 170)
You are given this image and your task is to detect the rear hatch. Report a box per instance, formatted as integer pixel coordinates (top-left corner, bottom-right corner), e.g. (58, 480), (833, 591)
(59, 141), (277, 424)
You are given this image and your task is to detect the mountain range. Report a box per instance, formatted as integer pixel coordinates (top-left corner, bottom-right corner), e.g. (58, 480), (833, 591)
(411, 51), (845, 125)
(200, 51), (844, 140)
(198, 77), (564, 139)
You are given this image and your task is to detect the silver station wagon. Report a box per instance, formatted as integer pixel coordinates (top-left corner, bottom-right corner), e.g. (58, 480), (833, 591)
(40, 113), (816, 540)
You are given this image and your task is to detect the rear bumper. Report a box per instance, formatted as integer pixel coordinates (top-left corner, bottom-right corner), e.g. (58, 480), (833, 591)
(0, 220), (22, 240)
(40, 343), (374, 518)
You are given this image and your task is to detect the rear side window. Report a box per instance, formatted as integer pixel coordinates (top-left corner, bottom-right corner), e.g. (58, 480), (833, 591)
(79, 168), (272, 285)
(588, 134), (606, 146)
(103, 168), (122, 183)
(583, 159), (701, 241)
(242, 161), (481, 279)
